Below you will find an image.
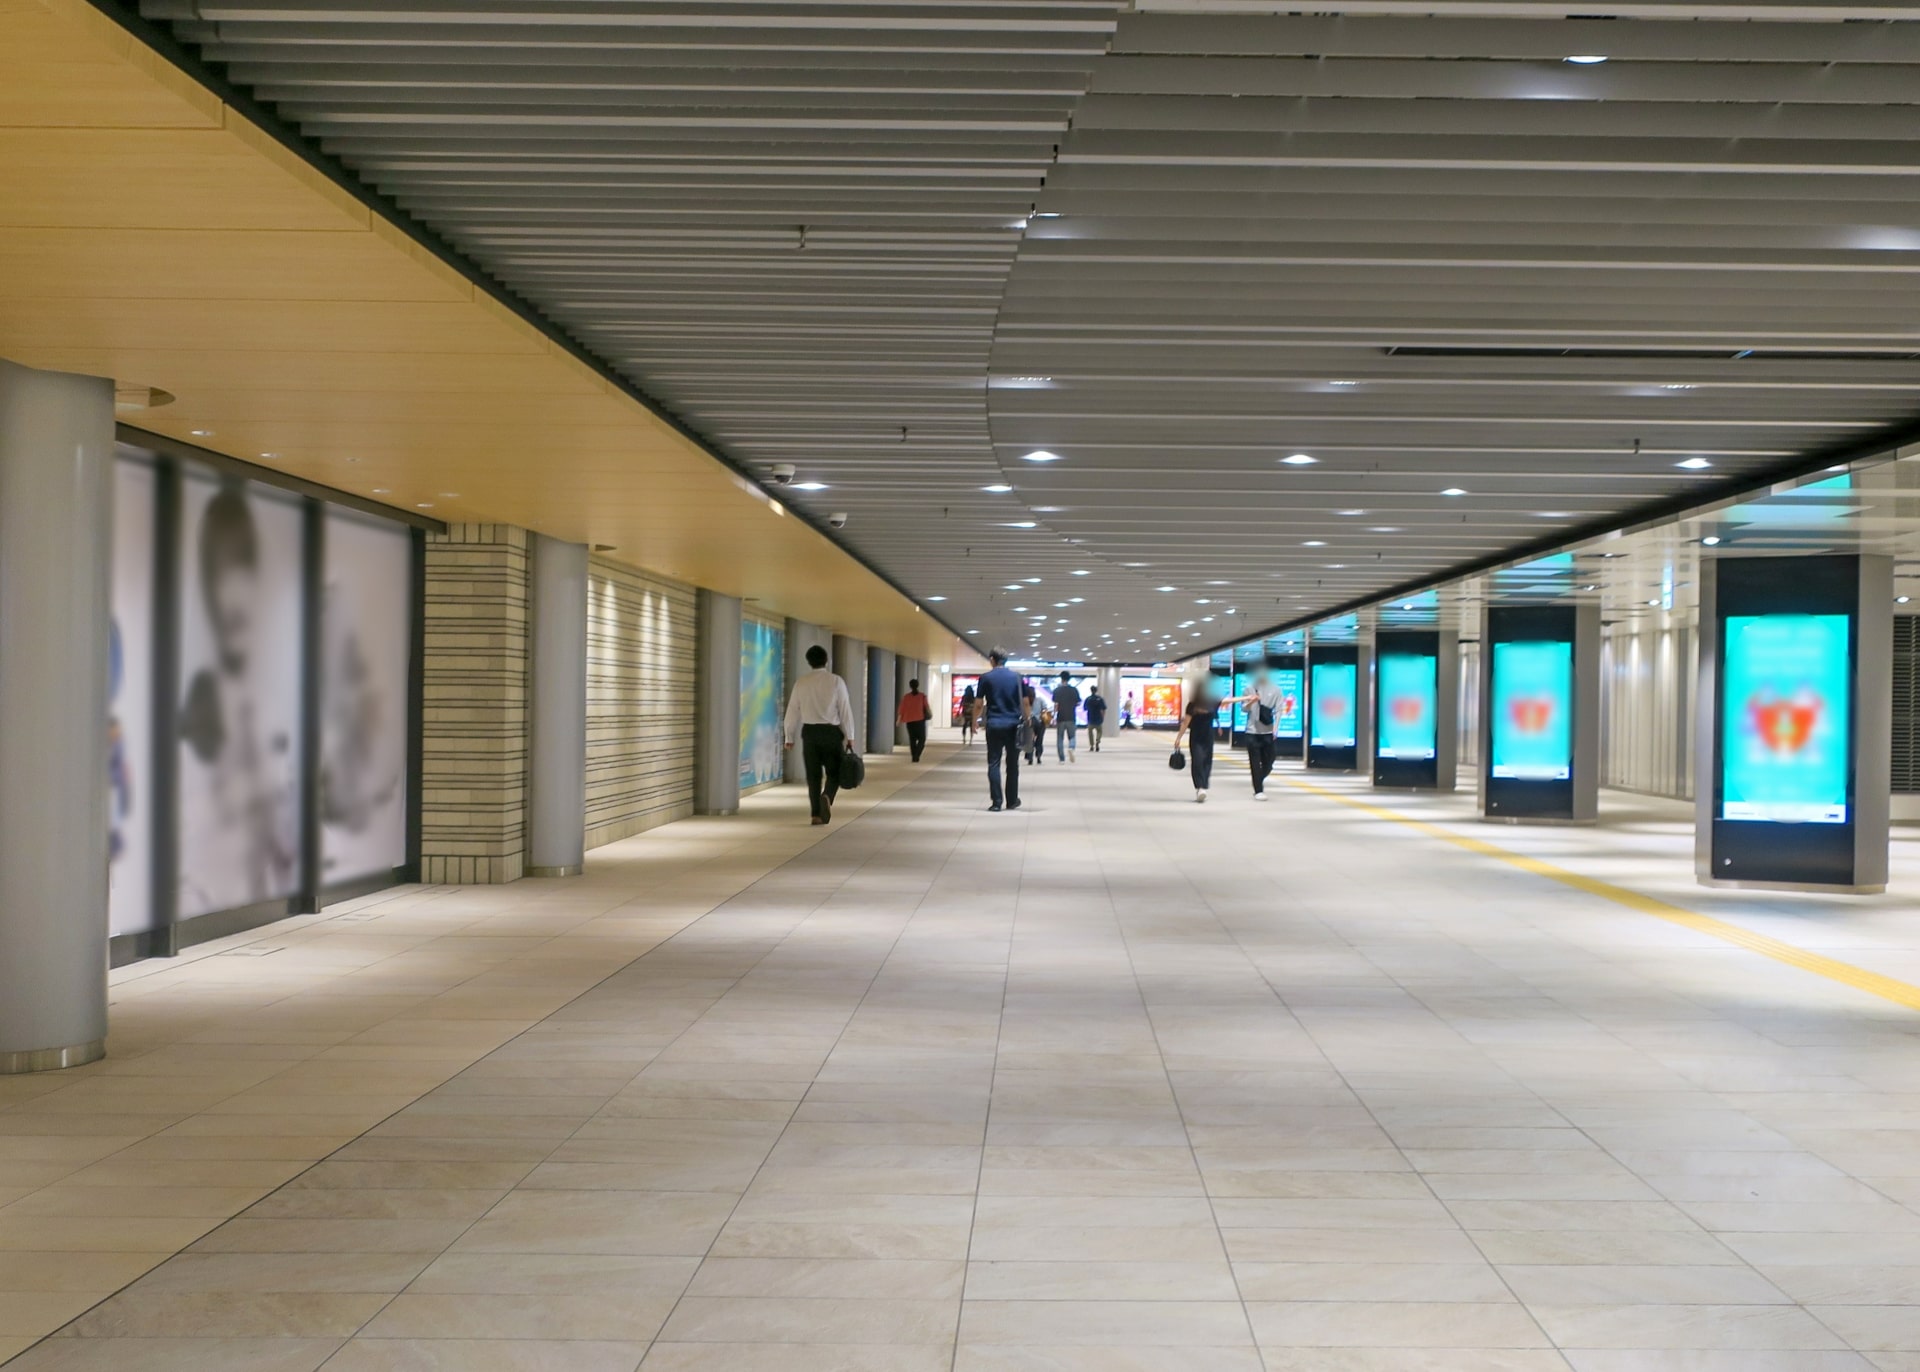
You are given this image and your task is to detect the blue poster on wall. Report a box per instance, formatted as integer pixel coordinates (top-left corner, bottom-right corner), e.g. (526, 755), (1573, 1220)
(739, 620), (785, 790)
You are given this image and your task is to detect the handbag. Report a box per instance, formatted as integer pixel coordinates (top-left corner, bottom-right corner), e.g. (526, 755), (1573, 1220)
(1168, 748), (1187, 772)
(1258, 702), (1275, 727)
(838, 748), (866, 791)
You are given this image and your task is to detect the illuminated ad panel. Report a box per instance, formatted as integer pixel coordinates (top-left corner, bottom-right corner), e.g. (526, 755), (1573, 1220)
(1309, 662), (1357, 748)
(1719, 613), (1850, 824)
(1489, 641), (1573, 781)
(1376, 652), (1437, 761)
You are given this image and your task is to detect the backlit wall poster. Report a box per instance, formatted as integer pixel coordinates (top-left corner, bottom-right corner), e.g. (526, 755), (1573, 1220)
(1272, 668), (1305, 739)
(109, 459), (156, 937)
(950, 674), (978, 725)
(1489, 640), (1573, 780)
(1720, 613), (1850, 824)
(1140, 681), (1183, 727)
(739, 618), (785, 790)
(1309, 662), (1357, 747)
(320, 509), (412, 886)
(175, 476), (305, 919)
(1376, 652), (1437, 760)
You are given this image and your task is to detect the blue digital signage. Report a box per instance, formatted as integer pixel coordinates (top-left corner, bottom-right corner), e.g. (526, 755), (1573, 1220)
(1720, 613), (1850, 824)
(1489, 640), (1572, 781)
(1376, 652), (1437, 761)
(1309, 661), (1357, 748)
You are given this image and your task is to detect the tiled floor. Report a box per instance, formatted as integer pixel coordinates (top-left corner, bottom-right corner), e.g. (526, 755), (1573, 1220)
(8, 731), (1920, 1370)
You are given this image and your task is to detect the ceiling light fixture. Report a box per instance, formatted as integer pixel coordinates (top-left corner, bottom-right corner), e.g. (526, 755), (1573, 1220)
(1441, 488), (1467, 496)
(190, 429), (214, 437)
(1157, 585), (1176, 592)
(927, 595), (947, 602)
(791, 481), (829, 491)
(1303, 540), (1326, 547)
(1564, 53), (1609, 64)
(983, 484), (1013, 494)
(1072, 569), (1090, 576)
(1676, 457), (1713, 470)
(1281, 453), (1318, 466)
(1005, 521), (1037, 529)
(1702, 536), (1721, 546)
(1022, 450), (1062, 463)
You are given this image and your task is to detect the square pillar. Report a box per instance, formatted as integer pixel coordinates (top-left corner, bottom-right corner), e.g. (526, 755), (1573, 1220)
(833, 634), (867, 752)
(695, 589), (743, 816)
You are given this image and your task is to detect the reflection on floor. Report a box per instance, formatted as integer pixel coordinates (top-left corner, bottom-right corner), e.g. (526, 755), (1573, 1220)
(6, 730), (1920, 1370)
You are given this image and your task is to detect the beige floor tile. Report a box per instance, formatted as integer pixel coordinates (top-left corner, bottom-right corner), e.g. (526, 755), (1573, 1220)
(642, 1345), (953, 1371)
(362, 1291), (676, 1341)
(317, 1339), (649, 1371)
(63, 1289), (388, 1338)
(687, 1257), (964, 1299)
(1248, 1300), (1552, 1348)
(0, 1337), (344, 1371)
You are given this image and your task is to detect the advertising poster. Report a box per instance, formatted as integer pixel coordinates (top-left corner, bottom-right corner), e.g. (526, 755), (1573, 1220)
(1721, 613), (1850, 823)
(739, 619), (785, 790)
(1309, 662), (1357, 747)
(1377, 652), (1438, 760)
(1273, 668), (1304, 739)
(1490, 640), (1573, 780)
(950, 674), (978, 725)
(321, 510), (412, 885)
(1140, 681), (1183, 727)
(109, 459), (156, 937)
(176, 476), (305, 919)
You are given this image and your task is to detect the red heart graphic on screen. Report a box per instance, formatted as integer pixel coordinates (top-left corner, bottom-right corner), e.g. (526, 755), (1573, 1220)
(1321, 695), (1347, 719)
(1751, 692), (1820, 754)
(1390, 696), (1424, 724)
(1509, 697), (1553, 734)
(1280, 693), (1296, 714)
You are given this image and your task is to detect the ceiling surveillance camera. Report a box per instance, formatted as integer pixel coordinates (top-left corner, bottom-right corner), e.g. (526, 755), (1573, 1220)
(828, 512), (849, 529)
(769, 463), (796, 485)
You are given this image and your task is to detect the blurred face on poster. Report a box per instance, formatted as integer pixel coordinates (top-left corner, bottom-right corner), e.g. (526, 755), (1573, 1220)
(202, 488), (261, 678)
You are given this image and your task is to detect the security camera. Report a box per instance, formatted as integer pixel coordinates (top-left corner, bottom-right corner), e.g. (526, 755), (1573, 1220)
(769, 463), (796, 486)
(828, 512), (849, 529)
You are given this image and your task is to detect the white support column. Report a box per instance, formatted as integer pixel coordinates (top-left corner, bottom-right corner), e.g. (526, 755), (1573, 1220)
(0, 361), (114, 1073)
(526, 534), (587, 877)
(695, 589), (743, 816)
(867, 646), (896, 755)
(833, 634), (867, 753)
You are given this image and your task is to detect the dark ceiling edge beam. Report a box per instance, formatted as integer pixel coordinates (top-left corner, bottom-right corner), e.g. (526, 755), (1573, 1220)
(80, 0), (970, 656)
(1194, 413), (1920, 663)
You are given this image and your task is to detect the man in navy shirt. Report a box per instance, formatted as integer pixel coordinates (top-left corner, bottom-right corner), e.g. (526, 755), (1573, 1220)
(976, 648), (1031, 812)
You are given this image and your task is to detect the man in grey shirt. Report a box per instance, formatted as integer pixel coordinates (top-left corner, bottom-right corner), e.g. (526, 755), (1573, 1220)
(1231, 667), (1284, 801)
(1050, 671), (1081, 763)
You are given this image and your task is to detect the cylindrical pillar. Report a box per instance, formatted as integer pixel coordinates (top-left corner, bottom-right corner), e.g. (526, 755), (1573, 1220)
(695, 589), (743, 816)
(526, 535), (587, 876)
(833, 634), (867, 752)
(784, 618), (827, 784)
(867, 646), (896, 755)
(0, 361), (114, 1073)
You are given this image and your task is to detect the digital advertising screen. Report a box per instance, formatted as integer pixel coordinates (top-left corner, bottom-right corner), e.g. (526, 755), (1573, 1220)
(1720, 612), (1850, 824)
(1489, 640), (1572, 781)
(1273, 668), (1304, 739)
(738, 619), (786, 791)
(1230, 672), (1250, 732)
(1376, 652), (1437, 760)
(1309, 661), (1357, 748)
(1140, 681), (1183, 727)
(950, 675), (978, 725)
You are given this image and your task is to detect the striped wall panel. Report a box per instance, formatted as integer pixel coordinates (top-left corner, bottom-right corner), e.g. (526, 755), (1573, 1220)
(586, 556), (698, 849)
(420, 523), (529, 884)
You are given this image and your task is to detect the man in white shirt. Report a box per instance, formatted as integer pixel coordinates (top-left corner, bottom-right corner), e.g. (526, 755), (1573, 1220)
(784, 644), (856, 825)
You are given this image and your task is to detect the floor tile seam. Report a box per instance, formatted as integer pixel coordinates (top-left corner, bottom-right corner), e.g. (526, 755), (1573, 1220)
(1083, 781), (1270, 1355)
(1284, 779), (1920, 1017)
(640, 824), (966, 1359)
(3, 759), (960, 1362)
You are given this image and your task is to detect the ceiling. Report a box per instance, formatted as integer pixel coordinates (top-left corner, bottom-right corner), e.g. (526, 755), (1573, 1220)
(0, 0), (958, 665)
(113, 0), (1920, 662)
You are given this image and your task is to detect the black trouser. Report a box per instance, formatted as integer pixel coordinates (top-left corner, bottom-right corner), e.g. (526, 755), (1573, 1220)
(986, 724), (1021, 808)
(1247, 733), (1276, 794)
(801, 723), (844, 820)
(1189, 725), (1215, 790)
(906, 720), (927, 761)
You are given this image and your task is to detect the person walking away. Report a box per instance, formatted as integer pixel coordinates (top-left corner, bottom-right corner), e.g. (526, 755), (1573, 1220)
(959, 684), (977, 746)
(1221, 668), (1281, 800)
(897, 678), (931, 762)
(977, 648), (1029, 812)
(1171, 679), (1221, 803)
(1084, 686), (1107, 753)
(1029, 701), (1051, 766)
(1121, 691), (1137, 730)
(1051, 671), (1081, 763)
(783, 643), (856, 825)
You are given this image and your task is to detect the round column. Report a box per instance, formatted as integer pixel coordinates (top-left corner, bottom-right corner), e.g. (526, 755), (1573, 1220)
(0, 361), (114, 1073)
(526, 535), (587, 877)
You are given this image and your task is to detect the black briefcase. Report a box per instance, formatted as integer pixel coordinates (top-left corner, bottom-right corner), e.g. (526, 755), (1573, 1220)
(839, 748), (867, 790)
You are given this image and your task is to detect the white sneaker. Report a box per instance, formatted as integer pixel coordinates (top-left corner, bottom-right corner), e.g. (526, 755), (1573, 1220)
(1254, 792), (1269, 802)
(1196, 790), (1207, 803)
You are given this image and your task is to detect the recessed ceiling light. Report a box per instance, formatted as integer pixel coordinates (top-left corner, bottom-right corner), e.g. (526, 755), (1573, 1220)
(927, 595), (947, 602)
(1336, 509), (1367, 517)
(1901, 596), (1913, 604)
(1004, 583), (1024, 590)
(1701, 536), (1721, 546)
(982, 484), (1013, 494)
(1647, 599), (1660, 607)
(1005, 521), (1037, 529)
(1676, 457), (1713, 470)
(1022, 450), (1062, 463)
(1072, 569), (1090, 576)
(190, 429), (214, 437)
(1025, 577), (1042, 584)
(1157, 586), (1176, 592)
(1303, 540), (1326, 547)
(967, 629), (981, 634)
(415, 502), (435, 509)
(1827, 465), (1848, 473)
(1370, 526), (1401, 533)
(1327, 380), (1360, 388)
(1069, 597), (1084, 604)
(260, 452), (279, 460)
(791, 481), (829, 491)
(1281, 453), (1318, 466)
(1659, 383), (1698, 391)
(1054, 601), (1069, 608)
(1536, 512), (1572, 519)
(372, 487), (391, 495)
(1564, 53), (1609, 64)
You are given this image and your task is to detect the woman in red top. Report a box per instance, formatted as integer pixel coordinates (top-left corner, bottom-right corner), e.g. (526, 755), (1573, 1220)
(897, 679), (932, 762)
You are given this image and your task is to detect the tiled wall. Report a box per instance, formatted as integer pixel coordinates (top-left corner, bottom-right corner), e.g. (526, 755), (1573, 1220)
(420, 523), (529, 884)
(586, 556), (698, 849)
